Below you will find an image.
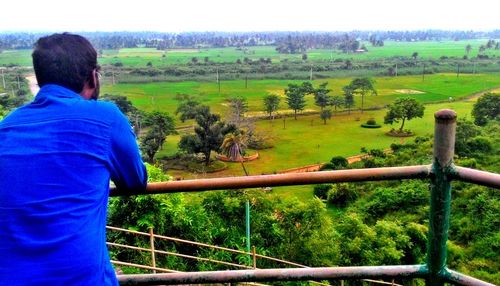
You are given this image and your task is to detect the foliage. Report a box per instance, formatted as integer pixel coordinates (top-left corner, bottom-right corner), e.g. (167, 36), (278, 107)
(285, 82), (313, 119)
(319, 109), (332, 124)
(263, 94), (280, 119)
(313, 184), (332, 200)
(175, 94), (200, 123)
(312, 82), (331, 110)
(220, 131), (248, 161)
(321, 156), (349, 171)
(140, 111), (176, 162)
(326, 183), (359, 207)
(384, 97), (425, 132)
(472, 93), (499, 126)
(178, 105), (236, 165)
(226, 96), (249, 127)
(345, 77), (377, 113)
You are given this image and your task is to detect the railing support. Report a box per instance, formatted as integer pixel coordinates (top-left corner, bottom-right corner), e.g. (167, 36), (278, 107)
(427, 109), (456, 286)
(149, 227), (157, 274)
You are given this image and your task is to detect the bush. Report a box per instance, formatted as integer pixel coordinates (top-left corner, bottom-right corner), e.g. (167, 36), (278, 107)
(327, 183), (358, 206)
(330, 156), (349, 170)
(313, 184), (332, 200)
(361, 118), (381, 128)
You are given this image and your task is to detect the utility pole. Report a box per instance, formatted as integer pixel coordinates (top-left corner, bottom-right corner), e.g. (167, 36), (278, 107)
(245, 74), (248, 89)
(1, 68), (5, 89)
(456, 64), (460, 78)
(395, 63), (398, 77)
(17, 74), (20, 90)
(309, 66), (313, 81)
(472, 61), (476, 74)
(422, 64), (426, 81)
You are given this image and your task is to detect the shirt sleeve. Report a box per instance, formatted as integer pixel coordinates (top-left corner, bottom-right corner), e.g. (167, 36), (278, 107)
(108, 109), (148, 192)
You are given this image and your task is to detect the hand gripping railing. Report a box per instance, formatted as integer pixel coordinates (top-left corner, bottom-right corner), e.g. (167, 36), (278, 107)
(111, 109), (500, 286)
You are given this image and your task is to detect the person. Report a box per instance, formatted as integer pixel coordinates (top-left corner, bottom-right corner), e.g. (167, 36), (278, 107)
(0, 33), (147, 285)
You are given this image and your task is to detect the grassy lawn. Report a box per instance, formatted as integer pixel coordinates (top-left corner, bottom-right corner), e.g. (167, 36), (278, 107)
(165, 98), (480, 201)
(161, 98), (479, 176)
(101, 73), (499, 117)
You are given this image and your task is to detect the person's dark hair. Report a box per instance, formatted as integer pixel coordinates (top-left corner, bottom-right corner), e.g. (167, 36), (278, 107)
(32, 33), (98, 93)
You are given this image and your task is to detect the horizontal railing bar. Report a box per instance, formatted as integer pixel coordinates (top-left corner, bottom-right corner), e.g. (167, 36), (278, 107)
(111, 260), (179, 273)
(452, 166), (500, 189)
(445, 269), (496, 286)
(111, 165), (431, 196)
(107, 226), (325, 268)
(107, 242), (251, 269)
(117, 265), (428, 285)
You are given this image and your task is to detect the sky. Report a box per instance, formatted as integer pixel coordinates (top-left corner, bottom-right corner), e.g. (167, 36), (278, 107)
(0, 0), (498, 32)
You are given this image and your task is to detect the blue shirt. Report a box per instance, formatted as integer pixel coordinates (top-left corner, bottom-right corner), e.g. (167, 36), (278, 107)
(0, 85), (147, 285)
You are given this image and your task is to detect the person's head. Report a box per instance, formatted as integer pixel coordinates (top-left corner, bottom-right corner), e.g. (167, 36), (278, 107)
(32, 33), (100, 100)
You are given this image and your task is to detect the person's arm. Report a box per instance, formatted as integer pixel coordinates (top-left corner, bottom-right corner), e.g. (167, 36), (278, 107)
(108, 110), (147, 192)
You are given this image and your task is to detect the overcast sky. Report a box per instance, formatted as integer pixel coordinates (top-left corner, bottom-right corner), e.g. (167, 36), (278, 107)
(1, 0), (498, 32)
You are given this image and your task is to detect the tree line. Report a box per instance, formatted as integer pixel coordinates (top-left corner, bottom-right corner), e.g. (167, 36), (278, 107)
(1, 30), (499, 51)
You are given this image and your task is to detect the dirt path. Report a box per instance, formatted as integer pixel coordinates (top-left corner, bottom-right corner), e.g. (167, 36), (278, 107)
(278, 152), (381, 174)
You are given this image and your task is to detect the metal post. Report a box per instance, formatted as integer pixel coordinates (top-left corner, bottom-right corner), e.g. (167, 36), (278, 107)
(245, 200), (251, 257)
(252, 246), (257, 269)
(427, 109), (456, 286)
(149, 227), (157, 273)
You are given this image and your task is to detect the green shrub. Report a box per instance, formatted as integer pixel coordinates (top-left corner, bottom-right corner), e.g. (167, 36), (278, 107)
(327, 183), (358, 206)
(313, 184), (332, 200)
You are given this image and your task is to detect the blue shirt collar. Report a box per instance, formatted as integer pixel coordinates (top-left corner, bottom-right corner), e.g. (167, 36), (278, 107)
(36, 84), (83, 100)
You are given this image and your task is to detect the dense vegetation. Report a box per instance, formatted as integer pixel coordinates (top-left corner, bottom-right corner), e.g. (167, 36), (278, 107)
(107, 112), (499, 284)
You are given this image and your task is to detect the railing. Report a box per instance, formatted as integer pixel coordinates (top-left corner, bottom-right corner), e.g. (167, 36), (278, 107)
(110, 109), (499, 286)
(106, 225), (401, 286)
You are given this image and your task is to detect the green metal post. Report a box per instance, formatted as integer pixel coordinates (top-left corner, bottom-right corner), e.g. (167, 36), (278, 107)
(427, 109), (456, 286)
(245, 200), (251, 264)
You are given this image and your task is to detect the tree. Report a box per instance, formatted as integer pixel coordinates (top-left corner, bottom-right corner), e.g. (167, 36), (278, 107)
(226, 96), (248, 127)
(263, 94), (280, 119)
(320, 109), (332, 124)
(178, 106), (236, 165)
(471, 93), (499, 126)
(313, 82), (331, 111)
(139, 111), (175, 162)
(384, 97), (425, 132)
(140, 126), (163, 162)
(285, 83), (307, 120)
(329, 96), (344, 114)
(411, 52), (419, 62)
(220, 131), (247, 161)
(175, 95), (200, 123)
(465, 44), (472, 56)
(343, 86), (355, 115)
(346, 78), (377, 113)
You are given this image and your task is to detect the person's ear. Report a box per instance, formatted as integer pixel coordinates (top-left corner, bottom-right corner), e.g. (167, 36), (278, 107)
(88, 70), (97, 88)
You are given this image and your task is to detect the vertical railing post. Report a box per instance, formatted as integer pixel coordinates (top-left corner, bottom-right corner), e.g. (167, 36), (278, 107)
(427, 109), (456, 286)
(252, 246), (257, 269)
(149, 227), (157, 273)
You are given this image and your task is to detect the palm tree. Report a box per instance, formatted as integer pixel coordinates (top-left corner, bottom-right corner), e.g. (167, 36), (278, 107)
(220, 132), (247, 162)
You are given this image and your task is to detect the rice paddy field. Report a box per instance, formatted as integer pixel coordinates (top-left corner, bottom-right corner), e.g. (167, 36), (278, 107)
(1, 39), (499, 67)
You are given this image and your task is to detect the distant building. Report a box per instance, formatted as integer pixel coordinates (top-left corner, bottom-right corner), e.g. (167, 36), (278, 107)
(354, 49), (367, 53)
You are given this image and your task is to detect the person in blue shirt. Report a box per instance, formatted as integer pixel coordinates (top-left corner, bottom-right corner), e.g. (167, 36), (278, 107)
(0, 33), (148, 285)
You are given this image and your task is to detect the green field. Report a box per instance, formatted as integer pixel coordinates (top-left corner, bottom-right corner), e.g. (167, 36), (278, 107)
(101, 73), (500, 117)
(163, 97), (481, 176)
(1, 39), (499, 67)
